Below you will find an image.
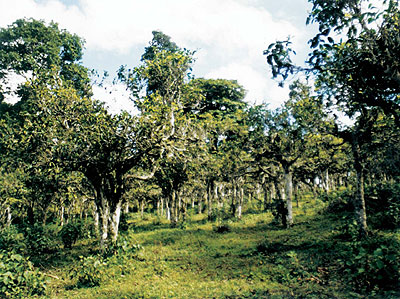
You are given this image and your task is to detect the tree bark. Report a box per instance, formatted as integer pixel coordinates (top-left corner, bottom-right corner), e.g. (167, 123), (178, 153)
(170, 191), (177, 227)
(109, 201), (123, 243)
(207, 180), (214, 220)
(352, 140), (368, 236)
(284, 168), (294, 227)
(237, 186), (244, 219)
(6, 206), (11, 227)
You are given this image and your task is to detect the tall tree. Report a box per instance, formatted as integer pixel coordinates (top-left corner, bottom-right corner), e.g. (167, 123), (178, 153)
(264, 0), (400, 235)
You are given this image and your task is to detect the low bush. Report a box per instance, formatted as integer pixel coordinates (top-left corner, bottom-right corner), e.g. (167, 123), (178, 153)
(365, 182), (400, 229)
(23, 223), (53, 255)
(59, 222), (81, 249)
(0, 225), (26, 254)
(213, 222), (232, 234)
(69, 255), (106, 288)
(0, 250), (46, 298)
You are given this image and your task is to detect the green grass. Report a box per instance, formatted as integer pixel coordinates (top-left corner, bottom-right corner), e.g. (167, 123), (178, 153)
(38, 200), (399, 299)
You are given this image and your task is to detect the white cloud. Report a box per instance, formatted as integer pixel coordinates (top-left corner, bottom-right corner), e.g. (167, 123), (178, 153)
(0, 0), (308, 109)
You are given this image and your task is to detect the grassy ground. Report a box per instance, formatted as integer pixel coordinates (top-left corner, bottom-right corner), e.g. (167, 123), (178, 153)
(39, 198), (399, 298)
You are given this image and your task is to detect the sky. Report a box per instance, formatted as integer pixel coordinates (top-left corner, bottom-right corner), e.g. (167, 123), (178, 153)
(0, 0), (317, 113)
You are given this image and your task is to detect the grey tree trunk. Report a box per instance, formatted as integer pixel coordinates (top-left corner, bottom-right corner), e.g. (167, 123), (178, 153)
(284, 170), (293, 227)
(6, 206), (11, 227)
(207, 180), (214, 220)
(237, 186), (244, 219)
(352, 141), (368, 236)
(170, 191), (177, 226)
(109, 201), (123, 243)
(60, 205), (64, 227)
(93, 204), (99, 236)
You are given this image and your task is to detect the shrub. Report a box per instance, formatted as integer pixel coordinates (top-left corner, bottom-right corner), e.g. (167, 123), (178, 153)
(23, 223), (53, 255)
(0, 250), (46, 298)
(336, 231), (400, 292)
(321, 188), (354, 214)
(365, 182), (400, 229)
(59, 222), (81, 249)
(69, 255), (106, 288)
(213, 222), (232, 234)
(0, 225), (26, 254)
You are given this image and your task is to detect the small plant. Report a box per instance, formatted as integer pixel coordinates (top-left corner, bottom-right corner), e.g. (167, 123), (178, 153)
(0, 250), (47, 298)
(212, 222), (231, 234)
(23, 223), (53, 255)
(0, 225), (26, 254)
(59, 222), (81, 249)
(336, 233), (400, 292)
(69, 255), (106, 288)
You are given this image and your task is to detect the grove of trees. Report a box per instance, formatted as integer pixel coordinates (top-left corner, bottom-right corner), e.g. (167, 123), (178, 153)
(0, 1), (399, 297)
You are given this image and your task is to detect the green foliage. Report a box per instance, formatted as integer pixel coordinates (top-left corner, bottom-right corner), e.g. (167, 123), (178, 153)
(212, 222), (232, 234)
(337, 234), (400, 292)
(103, 234), (143, 259)
(0, 225), (26, 254)
(23, 223), (53, 255)
(0, 18), (91, 97)
(69, 255), (106, 288)
(0, 250), (46, 298)
(365, 181), (400, 229)
(321, 188), (354, 214)
(59, 222), (82, 249)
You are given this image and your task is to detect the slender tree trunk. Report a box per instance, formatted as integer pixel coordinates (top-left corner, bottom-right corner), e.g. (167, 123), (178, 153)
(170, 191), (177, 227)
(60, 205), (64, 227)
(6, 206), (11, 227)
(198, 193), (204, 214)
(294, 182), (299, 208)
(98, 198), (109, 250)
(237, 186), (244, 219)
(124, 202), (129, 214)
(207, 180), (214, 220)
(93, 204), (99, 236)
(352, 141), (368, 236)
(177, 190), (182, 221)
(231, 181), (237, 217)
(140, 200), (145, 218)
(284, 169), (293, 227)
(165, 197), (171, 220)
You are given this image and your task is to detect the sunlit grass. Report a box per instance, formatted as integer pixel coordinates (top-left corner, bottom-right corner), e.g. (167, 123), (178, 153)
(43, 197), (399, 298)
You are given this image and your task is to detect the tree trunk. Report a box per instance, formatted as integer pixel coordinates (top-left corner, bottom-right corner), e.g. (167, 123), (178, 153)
(93, 204), (99, 236)
(284, 169), (294, 227)
(124, 202), (129, 214)
(231, 181), (237, 217)
(60, 205), (64, 227)
(164, 197), (170, 220)
(170, 191), (177, 227)
(198, 193), (204, 214)
(6, 206), (11, 227)
(140, 200), (145, 218)
(237, 186), (244, 219)
(294, 182), (299, 208)
(352, 141), (368, 236)
(207, 180), (214, 220)
(109, 201), (123, 243)
(98, 202), (109, 250)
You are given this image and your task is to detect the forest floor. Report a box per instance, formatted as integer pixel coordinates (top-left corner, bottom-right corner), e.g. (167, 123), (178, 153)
(39, 197), (400, 298)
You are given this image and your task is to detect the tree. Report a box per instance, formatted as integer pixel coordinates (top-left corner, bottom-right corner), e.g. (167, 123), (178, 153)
(250, 81), (336, 227)
(264, 0), (400, 235)
(0, 18), (91, 101)
(184, 78), (248, 220)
